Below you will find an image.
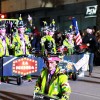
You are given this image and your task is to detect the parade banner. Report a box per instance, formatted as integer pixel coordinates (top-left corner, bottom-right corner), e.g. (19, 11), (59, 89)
(1, 55), (45, 76)
(74, 54), (89, 71)
(0, 54), (89, 76)
(63, 54), (89, 72)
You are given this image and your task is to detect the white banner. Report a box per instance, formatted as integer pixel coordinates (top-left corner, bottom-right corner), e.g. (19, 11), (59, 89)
(74, 54), (89, 71)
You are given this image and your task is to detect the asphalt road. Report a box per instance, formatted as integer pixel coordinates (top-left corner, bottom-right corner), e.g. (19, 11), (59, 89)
(0, 66), (100, 100)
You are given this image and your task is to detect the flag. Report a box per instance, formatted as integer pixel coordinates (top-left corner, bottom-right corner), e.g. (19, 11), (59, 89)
(72, 17), (82, 45)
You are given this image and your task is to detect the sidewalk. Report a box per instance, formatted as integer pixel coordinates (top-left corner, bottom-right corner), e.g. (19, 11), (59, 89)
(93, 66), (100, 74)
(85, 66), (100, 78)
(77, 66), (100, 84)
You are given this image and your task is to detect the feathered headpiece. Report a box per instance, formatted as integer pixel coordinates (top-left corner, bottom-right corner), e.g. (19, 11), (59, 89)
(41, 19), (57, 35)
(27, 14), (32, 26)
(18, 14), (26, 28)
(0, 21), (6, 28)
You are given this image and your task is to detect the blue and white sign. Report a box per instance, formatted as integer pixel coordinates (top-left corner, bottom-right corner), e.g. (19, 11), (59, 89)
(85, 5), (98, 18)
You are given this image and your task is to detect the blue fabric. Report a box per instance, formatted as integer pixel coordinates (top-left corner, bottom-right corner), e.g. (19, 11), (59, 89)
(89, 53), (94, 73)
(31, 37), (41, 51)
(72, 17), (79, 35)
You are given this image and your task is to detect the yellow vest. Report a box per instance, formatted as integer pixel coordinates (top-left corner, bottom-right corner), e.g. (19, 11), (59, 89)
(35, 67), (71, 100)
(0, 37), (10, 57)
(11, 33), (31, 56)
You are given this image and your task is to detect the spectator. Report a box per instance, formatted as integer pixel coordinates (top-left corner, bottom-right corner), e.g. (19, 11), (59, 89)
(31, 26), (41, 52)
(82, 27), (98, 77)
(54, 31), (63, 48)
(94, 30), (100, 65)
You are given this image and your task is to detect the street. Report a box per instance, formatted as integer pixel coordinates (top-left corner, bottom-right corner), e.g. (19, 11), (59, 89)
(0, 66), (100, 100)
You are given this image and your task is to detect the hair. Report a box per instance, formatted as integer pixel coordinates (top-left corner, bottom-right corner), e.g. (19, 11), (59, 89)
(95, 30), (100, 43)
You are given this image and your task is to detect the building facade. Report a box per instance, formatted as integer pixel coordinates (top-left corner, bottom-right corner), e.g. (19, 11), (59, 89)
(1, 0), (97, 32)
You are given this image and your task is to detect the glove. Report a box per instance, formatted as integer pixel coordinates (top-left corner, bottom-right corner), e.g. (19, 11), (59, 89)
(60, 95), (69, 100)
(34, 86), (40, 93)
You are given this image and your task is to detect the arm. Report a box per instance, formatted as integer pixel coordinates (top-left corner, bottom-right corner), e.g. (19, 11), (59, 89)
(24, 35), (31, 48)
(41, 37), (46, 54)
(52, 39), (56, 54)
(59, 74), (71, 100)
(34, 76), (41, 93)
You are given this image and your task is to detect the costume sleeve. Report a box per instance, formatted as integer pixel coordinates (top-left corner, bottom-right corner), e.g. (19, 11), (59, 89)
(34, 76), (41, 93)
(59, 74), (71, 100)
(34, 67), (45, 93)
(25, 35), (31, 48)
(63, 39), (71, 48)
(6, 37), (10, 47)
(41, 37), (46, 54)
(52, 39), (56, 54)
(10, 36), (16, 49)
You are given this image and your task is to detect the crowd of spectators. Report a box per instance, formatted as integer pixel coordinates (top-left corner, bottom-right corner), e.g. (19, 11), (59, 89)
(27, 25), (100, 77)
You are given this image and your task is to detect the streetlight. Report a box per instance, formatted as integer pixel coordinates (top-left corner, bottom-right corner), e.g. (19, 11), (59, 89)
(1, 14), (5, 18)
(0, 14), (7, 19)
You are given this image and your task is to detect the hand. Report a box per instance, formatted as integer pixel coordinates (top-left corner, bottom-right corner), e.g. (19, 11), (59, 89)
(61, 95), (69, 100)
(34, 86), (40, 93)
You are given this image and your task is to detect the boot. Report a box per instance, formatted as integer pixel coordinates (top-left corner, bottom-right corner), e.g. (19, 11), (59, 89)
(27, 75), (32, 82)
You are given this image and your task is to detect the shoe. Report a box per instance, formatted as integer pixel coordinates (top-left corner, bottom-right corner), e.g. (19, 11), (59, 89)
(28, 79), (32, 82)
(5, 80), (9, 83)
(89, 72), (92, 77)
(5, 78), (9, 83)
(78, 72), (84, 77)
(0, 81), (1, 84)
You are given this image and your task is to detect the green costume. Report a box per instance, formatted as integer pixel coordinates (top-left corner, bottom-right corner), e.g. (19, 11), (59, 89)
(34, 67), (71, 100)
(63, 38), (74, 55)
(0, 36), (10, 82)
(41, 35), (56, 55)
(11, 33), (31, 56)
(11, 33), (31, 81)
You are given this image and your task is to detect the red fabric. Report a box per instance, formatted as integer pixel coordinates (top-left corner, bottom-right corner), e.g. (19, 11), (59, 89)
(33, 27), (40, 36)
(79, 44), (88, 50)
